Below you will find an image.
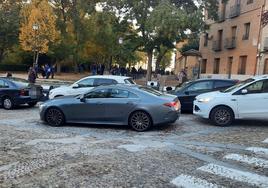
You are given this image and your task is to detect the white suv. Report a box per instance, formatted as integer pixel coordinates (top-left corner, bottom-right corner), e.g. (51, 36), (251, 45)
(49, 75), (135, 99)
(194, 75), (268, 126)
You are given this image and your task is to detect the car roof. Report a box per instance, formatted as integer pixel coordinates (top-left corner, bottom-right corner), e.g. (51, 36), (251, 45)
(83, 75), (131, 80)
(251, 75), (268, 81)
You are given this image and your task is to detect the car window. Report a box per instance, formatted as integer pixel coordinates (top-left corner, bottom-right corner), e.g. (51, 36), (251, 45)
(85, 89), (110, 98)
(186, 81), (213, 92)
(222, 78), (254, 93)
(214, 81), (234, 89)
(124, 78), (135, 84)
(262, 80), (268, 93)
(0, 80), (9, 88)
(110, 89), (129, 98)
(244, 80), (264, 94)
(94, 79), (117, 86)
(139, 87), (162, 96)
(77, 78), (94, 87)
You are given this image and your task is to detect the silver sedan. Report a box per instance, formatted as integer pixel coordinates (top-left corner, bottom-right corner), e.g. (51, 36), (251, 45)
(40, 85), (181, 131)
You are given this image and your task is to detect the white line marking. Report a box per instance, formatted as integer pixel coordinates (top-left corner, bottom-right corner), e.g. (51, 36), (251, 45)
(224, 154), (268, 168)
(263, 138), (268, 143)
(198, 163), (268, 188)
(246, 147), (268, 156)
(171, 174), (221, 188)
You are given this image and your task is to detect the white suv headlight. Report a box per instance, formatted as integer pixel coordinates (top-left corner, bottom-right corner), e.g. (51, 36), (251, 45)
(197, 97), (214, 103)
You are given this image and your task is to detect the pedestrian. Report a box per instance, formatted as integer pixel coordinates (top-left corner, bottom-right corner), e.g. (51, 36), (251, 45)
(51, 64), (55, 79)
(177, 68), (188, 86)
(45, 64), (51, 79)
(40, 65), (46, 78)
(91, 63), (97, 75)
(34, 63), (39, 78)
(100, 64), (105, 75)
(28, 67), (36, 84)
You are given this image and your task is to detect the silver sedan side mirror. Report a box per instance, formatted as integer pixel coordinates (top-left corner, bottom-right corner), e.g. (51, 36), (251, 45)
(241, 89), (248, 95)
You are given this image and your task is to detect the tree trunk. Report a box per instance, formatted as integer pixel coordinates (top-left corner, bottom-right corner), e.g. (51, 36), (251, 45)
(146, 50), (153, 82)
(35, 51), (39, 65)
(56, 62), (61, 73)
(155, 49), (168, 72)
(0, 49), (4, 64)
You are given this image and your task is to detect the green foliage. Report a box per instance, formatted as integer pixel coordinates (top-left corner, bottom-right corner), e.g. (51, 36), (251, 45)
(0, 0), (21, 63)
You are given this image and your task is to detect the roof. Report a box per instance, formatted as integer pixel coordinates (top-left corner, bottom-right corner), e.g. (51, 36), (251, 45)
(182, 49), (202, 57)
(84, 75), (130, 79)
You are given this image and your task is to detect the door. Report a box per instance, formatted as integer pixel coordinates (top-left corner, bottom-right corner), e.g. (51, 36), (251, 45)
(227, 57), (233, 79)
(235, 80), (268, 119)
(180, 81), (214, 110)
(68, 88), (110, 123)
(104, 89), (139, 123)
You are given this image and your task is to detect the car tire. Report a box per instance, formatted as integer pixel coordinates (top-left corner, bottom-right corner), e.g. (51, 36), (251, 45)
(129, 111), (152, 132)
(2, 97), (14, 110)
(210, 106), (234, 126)
(45, 107), (65, 127)
(28, 102), (37, 107)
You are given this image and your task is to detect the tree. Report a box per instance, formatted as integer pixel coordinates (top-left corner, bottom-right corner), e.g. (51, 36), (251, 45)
(104, 0), (219, 81)
(19, 0), (57, 65)
(0, 0), (21, 63)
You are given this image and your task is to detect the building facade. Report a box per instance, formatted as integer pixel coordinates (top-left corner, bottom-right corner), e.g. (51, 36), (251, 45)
(199, 0), (268, 80)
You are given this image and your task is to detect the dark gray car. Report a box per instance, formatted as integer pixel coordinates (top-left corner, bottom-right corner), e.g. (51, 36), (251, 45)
(40, 85), (180, 131)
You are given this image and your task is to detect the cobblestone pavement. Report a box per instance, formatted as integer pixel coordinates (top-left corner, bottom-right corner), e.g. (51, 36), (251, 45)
(0, 106), (268, 188)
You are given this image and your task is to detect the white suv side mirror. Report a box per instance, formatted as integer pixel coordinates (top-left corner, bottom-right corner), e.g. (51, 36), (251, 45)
(72, 83), (79, 89)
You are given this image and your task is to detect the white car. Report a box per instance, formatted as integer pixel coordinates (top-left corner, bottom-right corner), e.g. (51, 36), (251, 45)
(49, 75), (135, 99)
(194, 75), (268, 126)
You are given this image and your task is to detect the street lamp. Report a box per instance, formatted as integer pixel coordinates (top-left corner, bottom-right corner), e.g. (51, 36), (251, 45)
(32, 23), (39, 65)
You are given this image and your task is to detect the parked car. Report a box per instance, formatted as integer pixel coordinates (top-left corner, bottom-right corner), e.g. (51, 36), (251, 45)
(194, 75), (268, 126)
(169, 79), (238, 111)
(0, 77), (44, 110)
(49, 75), (136, 99)
(40, 85), (181, 131)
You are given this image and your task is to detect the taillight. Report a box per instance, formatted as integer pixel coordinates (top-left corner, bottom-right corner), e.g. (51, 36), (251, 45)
(164, 101), (180, 111)
(20, 89), (28, 96)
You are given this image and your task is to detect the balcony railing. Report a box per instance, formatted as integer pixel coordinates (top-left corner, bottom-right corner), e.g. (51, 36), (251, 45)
(229, 4), (241, 18)
(264, 37), (268, 51)
(224, 37), (236, 49)
(212, 41), (222, 52)
(218, 12), (225, 22)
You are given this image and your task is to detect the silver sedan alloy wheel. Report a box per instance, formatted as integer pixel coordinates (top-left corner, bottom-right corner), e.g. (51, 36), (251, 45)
(130, 111), (151, 131)
(46, 108), (64, 126)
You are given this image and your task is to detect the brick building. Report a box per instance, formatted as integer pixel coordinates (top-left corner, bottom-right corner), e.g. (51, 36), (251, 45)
(199, 0), (268, 80)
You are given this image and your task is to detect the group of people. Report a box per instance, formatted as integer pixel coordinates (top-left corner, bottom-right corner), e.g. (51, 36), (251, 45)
(177, 67), (188, 86)
(28, 64), (55, 84)
(90, 63), (105, 75)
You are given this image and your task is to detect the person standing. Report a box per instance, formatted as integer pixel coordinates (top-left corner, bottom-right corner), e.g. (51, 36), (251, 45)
(28, 67), (36, 84)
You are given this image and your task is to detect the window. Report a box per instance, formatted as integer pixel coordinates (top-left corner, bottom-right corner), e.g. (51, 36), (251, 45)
(124, 78), (135, 84)
(264, 59), (268, 74)
(110, 89), (129, 98)
(201, 59), (207, 74)
(238, 56), (247, 75)
(94, 79), (117, 86)
(214, 81), (234, 89)
(243, 23), (250, 40)
(77, 78), (94, 87)
(244, 80), (264, 94)
(213, 58), (220, 74)
(187, 81), (213, 92)
(85, 89), (110, 98)
(204, 33), (208, 47)
(140, 87), (162, 96)
(231, 26), (237, 38)
(0, 80), (9, 88)
(247, 0), (253, 4)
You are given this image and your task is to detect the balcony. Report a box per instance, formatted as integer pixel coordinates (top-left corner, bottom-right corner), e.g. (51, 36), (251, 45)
(229, 4), (241, 18)
(224, 37), (236, 49)
(212, 41), (222, 52)
(264, 37), (268, 51)
(218, 12), (225, 22)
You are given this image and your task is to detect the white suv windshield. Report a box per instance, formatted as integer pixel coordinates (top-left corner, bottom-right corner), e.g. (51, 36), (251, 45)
(222, 78), (254, 93)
